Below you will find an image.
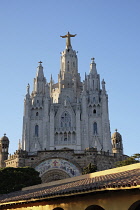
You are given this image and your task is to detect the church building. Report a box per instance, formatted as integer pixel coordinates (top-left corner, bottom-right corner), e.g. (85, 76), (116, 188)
(0, 32), (125, 183)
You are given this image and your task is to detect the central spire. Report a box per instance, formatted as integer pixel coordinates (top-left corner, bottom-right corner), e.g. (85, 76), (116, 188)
(60, 31), (76, 48)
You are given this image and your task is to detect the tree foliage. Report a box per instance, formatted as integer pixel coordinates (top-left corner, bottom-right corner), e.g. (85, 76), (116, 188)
(82, 163), (97, 174)
(115, 153), (140, 167)
(132, 153), (140, 162)
(0, 167), (41, 194)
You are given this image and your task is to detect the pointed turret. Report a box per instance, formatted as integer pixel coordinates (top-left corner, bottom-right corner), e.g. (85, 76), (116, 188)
(102, 79), (106, 93)
(50, 74), (53, 82)
(90, 58), (97, 75)
(33, 61), (46, 95)
(36, 61), (44, 79)
(27, 83), (30, 94)
(50, 74), (53, 96)
(25, 83), (30, 99)
(58, 32), (81, 100)
(88, 58), (100, 91)
(18, 139), (21, 150)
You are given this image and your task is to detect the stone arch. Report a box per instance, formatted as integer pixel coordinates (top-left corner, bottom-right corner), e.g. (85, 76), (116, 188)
(35, 158), (81, 183)
(128, 200), (140, 210)
(85, 205), (105, 210)
(41, 169), (70, 183)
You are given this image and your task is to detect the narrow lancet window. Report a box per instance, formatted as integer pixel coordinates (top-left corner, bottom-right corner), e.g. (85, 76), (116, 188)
(93, 122), (97, 134)
(35, 125), (39, 137)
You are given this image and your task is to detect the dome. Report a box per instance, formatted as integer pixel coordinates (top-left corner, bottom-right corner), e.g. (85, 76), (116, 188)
(111, 129), (122, 141)
(0, 134), (9, 142)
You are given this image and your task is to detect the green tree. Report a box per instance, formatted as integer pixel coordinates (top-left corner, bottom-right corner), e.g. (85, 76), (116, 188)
(82, 163), (97, 174)
(132, 153), (140, 162)
(0, 167), (41, 194)
(115, 155), (139, 168)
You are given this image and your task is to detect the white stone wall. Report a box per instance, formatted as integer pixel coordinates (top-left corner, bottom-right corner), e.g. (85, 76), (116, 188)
(22, 41), (113, 154)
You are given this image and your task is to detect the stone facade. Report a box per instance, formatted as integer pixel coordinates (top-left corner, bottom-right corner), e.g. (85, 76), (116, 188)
(5, 148), (125, 182)
(22, 33), (112, 153)
(1, 32), (126, 182)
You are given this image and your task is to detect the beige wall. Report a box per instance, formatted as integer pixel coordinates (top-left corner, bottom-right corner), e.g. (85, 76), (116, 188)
(1, 189), (140, 210)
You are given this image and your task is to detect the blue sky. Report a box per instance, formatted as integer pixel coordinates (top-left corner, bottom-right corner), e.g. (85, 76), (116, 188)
(0, 0), (139, 156)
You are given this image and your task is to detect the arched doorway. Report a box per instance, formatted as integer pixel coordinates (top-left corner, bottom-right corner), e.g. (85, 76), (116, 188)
(85, 205), (105, 210)
(128, 200), (140, 210)
(41, 169), (70, 183)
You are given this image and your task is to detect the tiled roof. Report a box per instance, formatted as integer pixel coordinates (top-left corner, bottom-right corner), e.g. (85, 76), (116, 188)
(0, 166), (140, 205)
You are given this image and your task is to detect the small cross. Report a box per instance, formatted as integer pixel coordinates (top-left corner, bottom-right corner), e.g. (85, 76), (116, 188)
(38, 61), (42, 64)
(53, 160), (58, 166)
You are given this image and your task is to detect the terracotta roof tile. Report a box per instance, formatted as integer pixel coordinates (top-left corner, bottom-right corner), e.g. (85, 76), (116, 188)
(0, 168), (140, 204)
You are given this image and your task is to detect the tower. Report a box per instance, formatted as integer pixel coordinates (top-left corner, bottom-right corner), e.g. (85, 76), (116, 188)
(22, 61), (49, 152)
(0, 134), (9, 168)
(80, 57), (112, 152)
(112, 129), (123, 155)
(22, 32), (115, 154)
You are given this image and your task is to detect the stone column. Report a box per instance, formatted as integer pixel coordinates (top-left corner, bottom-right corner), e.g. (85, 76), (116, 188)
(50, 105), (54, 150)
(76, 104), (81, 150)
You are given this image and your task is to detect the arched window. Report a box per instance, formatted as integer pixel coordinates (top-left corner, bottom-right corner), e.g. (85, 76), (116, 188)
(85, 205), (105, 210)
(93, 109), (96, 114)
(36, 112), (39, 116)
(128, 200), (140, 210)
(67, 61), (69, 71)
(61, 111), (71, 128)
(93, 122), (98, 134)
(64, 132), (67, 141)
(35, 125), (39, 137)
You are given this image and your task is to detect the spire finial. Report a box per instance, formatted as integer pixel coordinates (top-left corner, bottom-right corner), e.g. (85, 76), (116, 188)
(91, 57), (95, 63)
(38, 61), (42, 66)
(115, 129), (118, 132)
(27, 83), (30, 95)
(60, 32), (77, 47)
(18, 139), (21, 150)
